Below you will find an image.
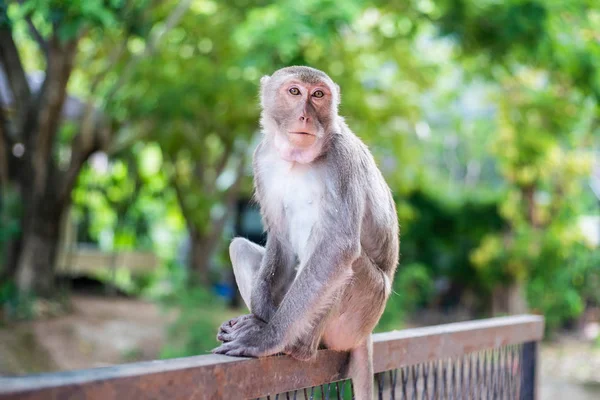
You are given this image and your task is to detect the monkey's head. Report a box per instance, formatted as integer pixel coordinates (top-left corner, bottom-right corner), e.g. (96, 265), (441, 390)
(259, 66), (341, 164)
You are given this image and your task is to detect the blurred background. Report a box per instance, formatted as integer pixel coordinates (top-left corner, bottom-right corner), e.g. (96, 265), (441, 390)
(0, 0), (598, 398)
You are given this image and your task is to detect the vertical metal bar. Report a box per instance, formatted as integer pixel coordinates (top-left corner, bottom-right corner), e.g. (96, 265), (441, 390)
(490, 349), (496, 400)
(433, 361), (440, 399)
(432, 361), (438, 400)
(400, 367), (408, 400)
(467, 353), (473, 400)
(442, 360), (448, 400)
(475, 352), (481, 399)
(389, 370), (397, 400)
(510, 345), (517, 400)
(520, 341), (537, 400)
(501, 346), (508, 399)
(483, 350), (489, 400)
(411, 365), (418, 400)
(422, 362), (429, 400)
(450, 358), (455, 400)
(459, 356), (464, 400)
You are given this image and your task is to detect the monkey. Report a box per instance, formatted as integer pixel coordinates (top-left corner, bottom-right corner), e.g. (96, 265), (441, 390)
(213, 66), (399, 400)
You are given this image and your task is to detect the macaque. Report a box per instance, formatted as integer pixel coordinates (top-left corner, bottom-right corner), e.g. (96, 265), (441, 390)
(214, 66), (399, 399)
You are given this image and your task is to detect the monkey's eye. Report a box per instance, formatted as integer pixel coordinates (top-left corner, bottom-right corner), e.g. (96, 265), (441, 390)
(313, 90), (324, 98)
(289, 87), (300, 95)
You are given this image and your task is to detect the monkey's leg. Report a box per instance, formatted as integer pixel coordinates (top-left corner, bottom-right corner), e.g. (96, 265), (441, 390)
(284, 305), (336, 361)
(217, 238), (265, 343)
(348, 335), (374, 400)
(229, 237), (265, 310)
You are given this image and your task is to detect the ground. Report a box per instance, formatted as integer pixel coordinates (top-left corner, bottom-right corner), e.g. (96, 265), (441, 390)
(0, 295), (599, 399)
(0, 295), (174, 373)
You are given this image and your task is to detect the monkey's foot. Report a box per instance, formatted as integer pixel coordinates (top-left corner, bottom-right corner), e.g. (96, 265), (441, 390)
(212, 341), (262, 357)
(217, 314), (255, 343)
(212, 315), (274, 357)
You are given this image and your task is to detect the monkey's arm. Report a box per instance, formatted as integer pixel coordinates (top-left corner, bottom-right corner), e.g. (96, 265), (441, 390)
(251, 235), (294, 322)
(270, 234), (359, 338)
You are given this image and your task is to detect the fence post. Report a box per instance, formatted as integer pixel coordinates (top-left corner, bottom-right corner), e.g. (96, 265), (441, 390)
(520, 341), (538, 400)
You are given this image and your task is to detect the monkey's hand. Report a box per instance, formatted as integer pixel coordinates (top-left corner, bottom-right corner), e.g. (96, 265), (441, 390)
(212, 315), (276, 357)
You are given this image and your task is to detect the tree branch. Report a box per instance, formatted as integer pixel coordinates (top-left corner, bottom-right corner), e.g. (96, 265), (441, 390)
(106, 123), (148, 156)
(88, 38), (128, 97)
(0, 101), (13, 184)
(19, 2), (49, 59)
(0, 17), (31, 132)
(224, 154), (246, 210)
(59, 106), (107, 203)
(214, 140), (235, 180)
(29, 36), (78, 194)
(170, 158), (194, 226)
(204, 139), (234, 194)
(207, 154), (246, 241)
(0, 127), (9, 186)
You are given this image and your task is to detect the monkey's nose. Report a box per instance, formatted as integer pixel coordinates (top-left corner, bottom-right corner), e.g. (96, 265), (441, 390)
(299, 115), (310, 122)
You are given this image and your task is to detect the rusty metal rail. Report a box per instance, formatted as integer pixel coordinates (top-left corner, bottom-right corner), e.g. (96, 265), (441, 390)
(0, 315), (544, 399)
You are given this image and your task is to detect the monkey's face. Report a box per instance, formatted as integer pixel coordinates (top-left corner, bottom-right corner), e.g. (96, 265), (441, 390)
(273, 79), (333, 148)
(260, 67), (340, 163)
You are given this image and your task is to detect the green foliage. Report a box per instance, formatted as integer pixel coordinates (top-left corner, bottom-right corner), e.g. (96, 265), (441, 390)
(13, 0), (151, 41)
(72, 144), (184, 256)
(400, 188), (505, 302)
(430, 0), (599, 329)
(528, 242), (600, 333)
(233, 0), (362, 65)
(438, 0), (548, 61)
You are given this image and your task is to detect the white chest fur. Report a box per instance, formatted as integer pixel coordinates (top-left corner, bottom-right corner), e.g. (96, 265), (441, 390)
(259, 154), (323, 264)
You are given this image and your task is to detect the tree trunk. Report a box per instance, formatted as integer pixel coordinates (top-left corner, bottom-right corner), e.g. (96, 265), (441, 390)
(1, 234), (21, 281)
(492, 281), (528, 315)
(188, 229), (213, 286)
(15, 196), (67, 297)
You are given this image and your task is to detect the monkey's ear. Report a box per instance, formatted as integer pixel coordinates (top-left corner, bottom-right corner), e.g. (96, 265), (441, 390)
(260, 75), (271, 87)
(335, 83), (341, 105)
(259, 75), (271, 107)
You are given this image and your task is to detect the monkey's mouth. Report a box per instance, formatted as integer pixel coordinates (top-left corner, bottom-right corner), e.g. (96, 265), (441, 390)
(289, 131), (314, 136)
(288, 131), (317, 148)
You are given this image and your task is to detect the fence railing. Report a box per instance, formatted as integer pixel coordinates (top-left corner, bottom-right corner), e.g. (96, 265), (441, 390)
(0, 314), (544, 400)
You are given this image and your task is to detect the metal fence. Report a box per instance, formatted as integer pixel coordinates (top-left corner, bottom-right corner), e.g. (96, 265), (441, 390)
(0, 315), (543, 400)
